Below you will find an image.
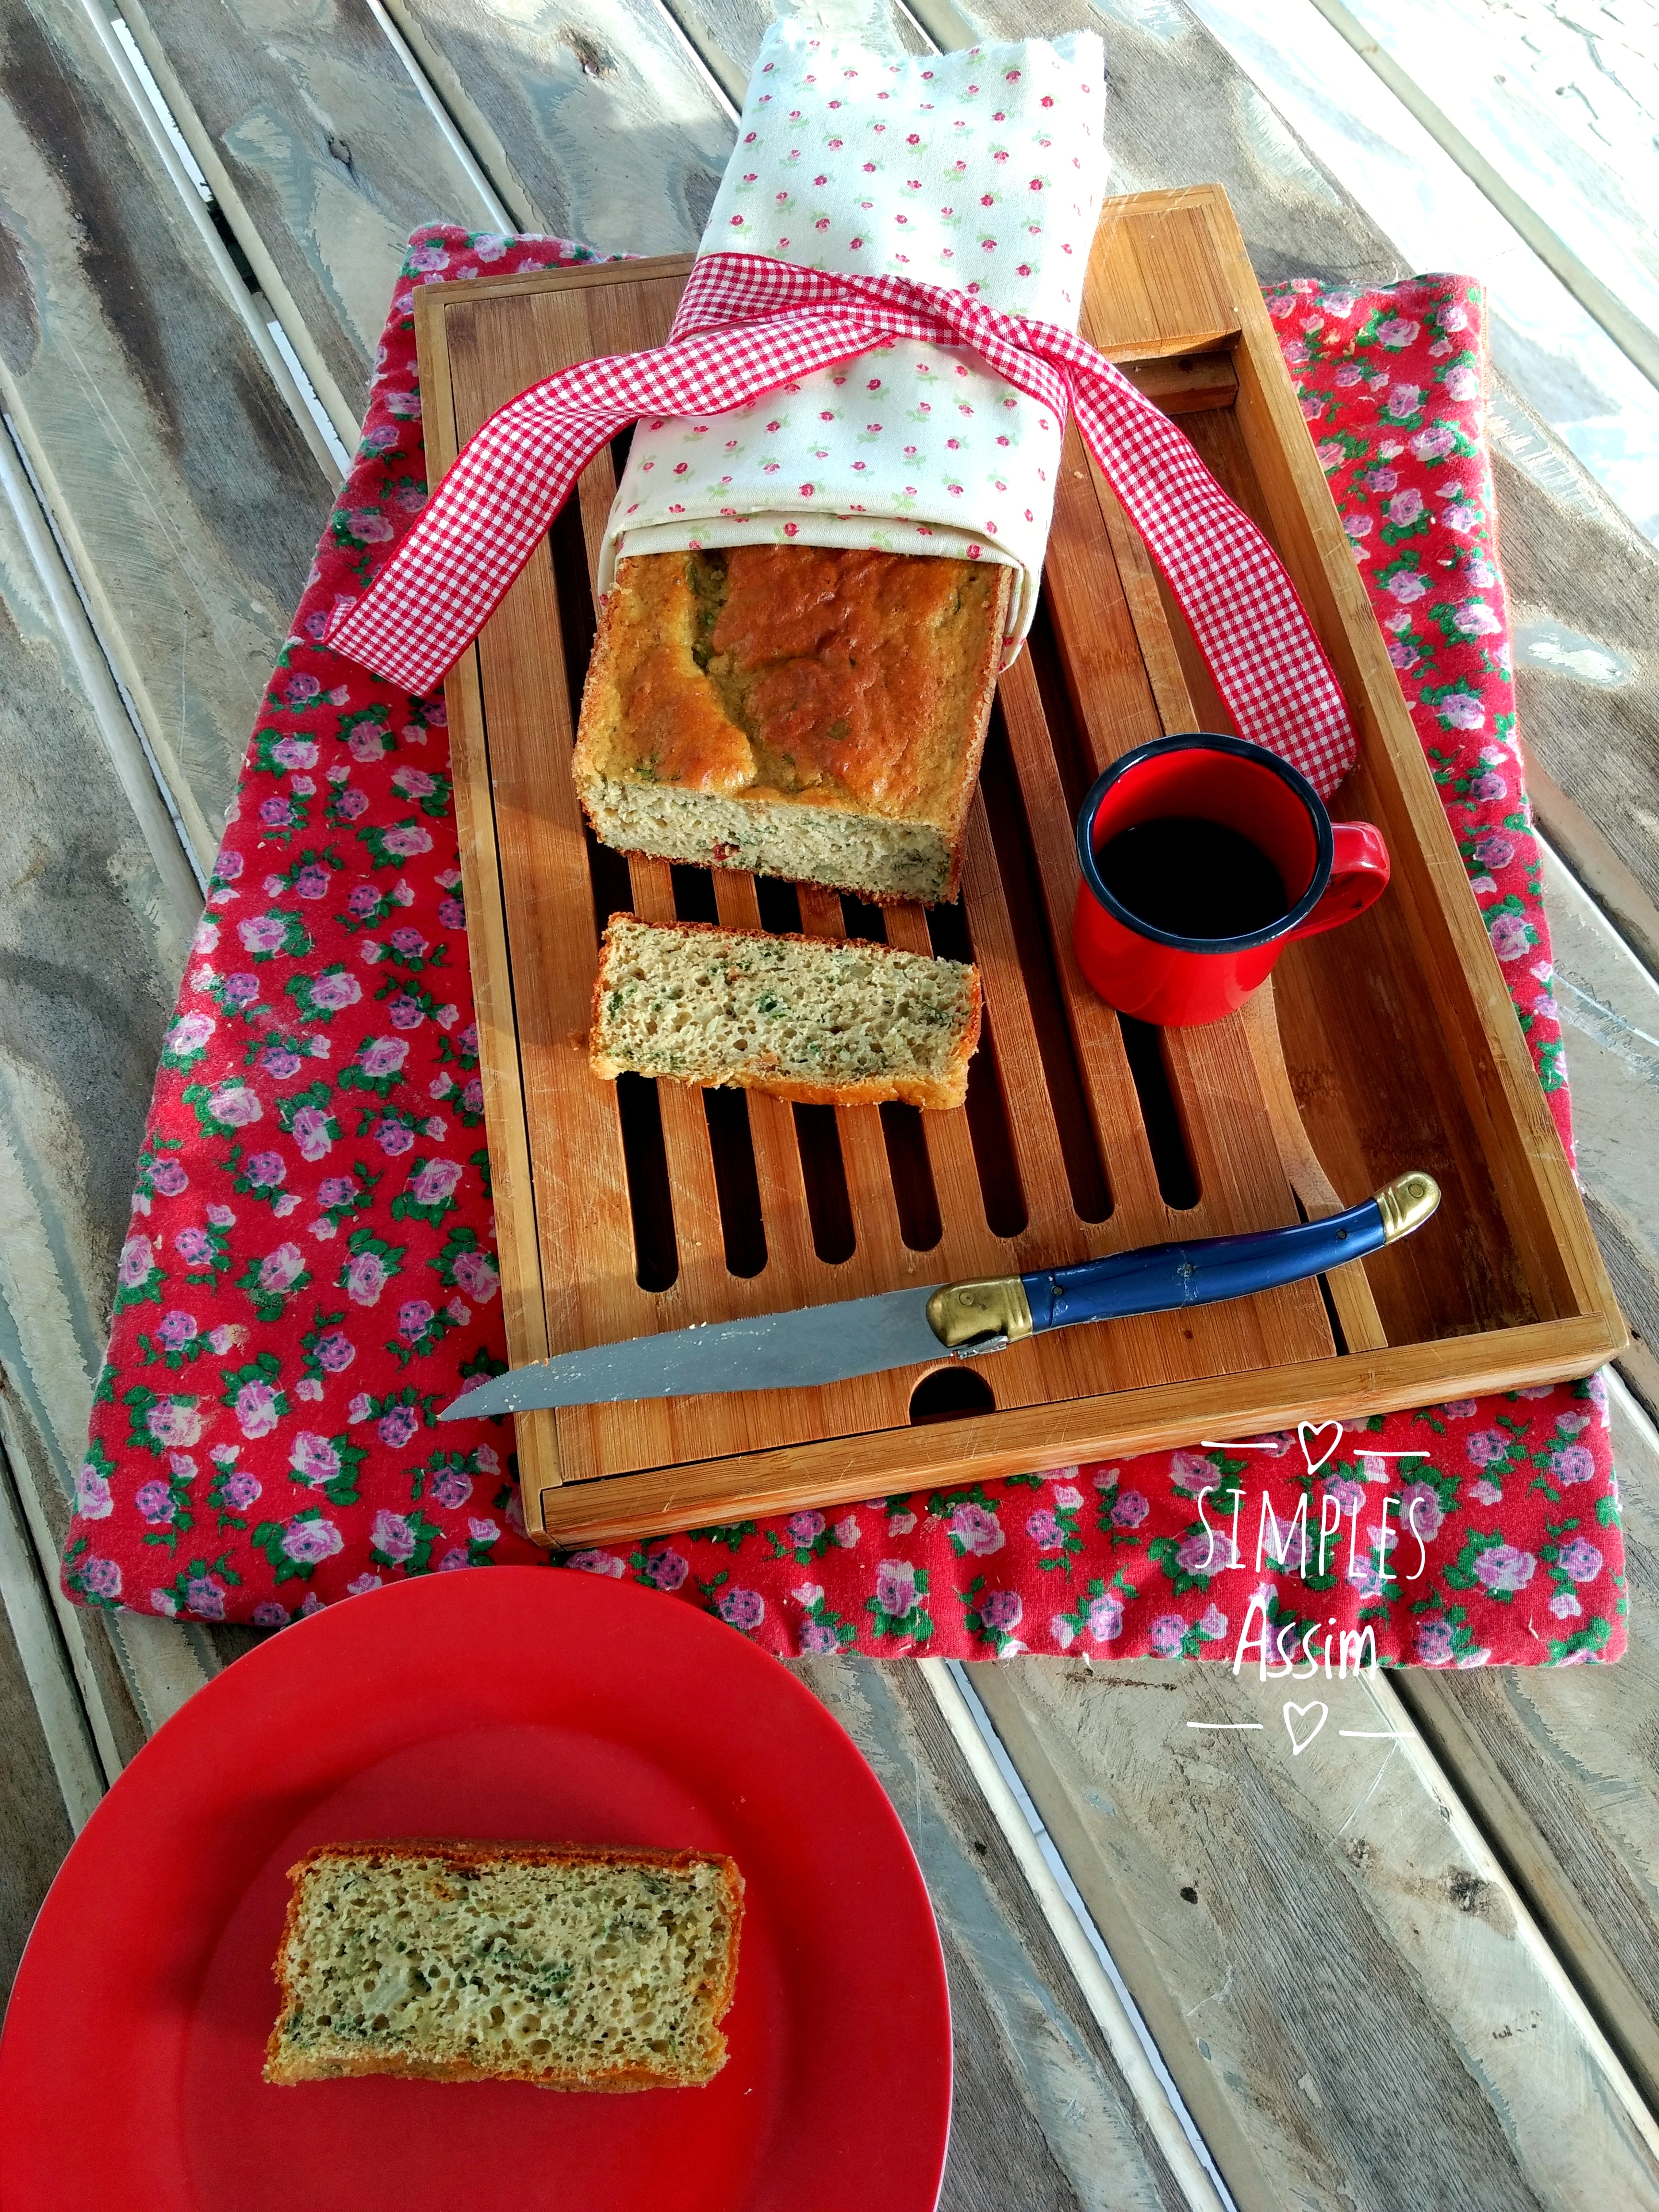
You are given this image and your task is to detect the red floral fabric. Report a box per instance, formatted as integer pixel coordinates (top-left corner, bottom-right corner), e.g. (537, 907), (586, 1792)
(60, 232), (1624, 1669)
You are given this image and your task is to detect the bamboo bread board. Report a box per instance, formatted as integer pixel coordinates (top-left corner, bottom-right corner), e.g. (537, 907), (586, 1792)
(418, 185), (1624, 1548)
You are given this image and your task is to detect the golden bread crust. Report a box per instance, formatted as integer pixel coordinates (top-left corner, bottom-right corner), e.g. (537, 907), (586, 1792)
(574, 547), (1011, 903)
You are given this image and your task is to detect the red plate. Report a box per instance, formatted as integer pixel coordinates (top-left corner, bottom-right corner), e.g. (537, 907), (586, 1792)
(0, 1569), (950, 2210)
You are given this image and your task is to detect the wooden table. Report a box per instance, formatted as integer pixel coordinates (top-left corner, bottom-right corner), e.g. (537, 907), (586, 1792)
(2, 1), (1658, 2203)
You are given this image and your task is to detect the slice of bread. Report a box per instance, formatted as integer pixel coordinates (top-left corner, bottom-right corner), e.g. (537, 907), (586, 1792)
(264, 1839), (744, 2091)
(574, 546), (1011, 906)
(590, 914), (981, 1111)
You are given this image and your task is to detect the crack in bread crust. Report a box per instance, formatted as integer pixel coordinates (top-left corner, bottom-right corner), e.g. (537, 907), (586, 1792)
(575, 547), (1010, 905)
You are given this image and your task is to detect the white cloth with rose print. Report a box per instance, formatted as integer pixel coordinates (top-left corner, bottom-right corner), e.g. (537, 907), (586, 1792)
(601, 22), (1107, 653)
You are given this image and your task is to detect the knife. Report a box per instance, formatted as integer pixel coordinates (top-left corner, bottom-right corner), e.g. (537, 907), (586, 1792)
(439, 1171), (1439, 1419)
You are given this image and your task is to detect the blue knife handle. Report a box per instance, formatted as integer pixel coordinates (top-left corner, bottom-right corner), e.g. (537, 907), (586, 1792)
(1021, 1198), (1387, 1334)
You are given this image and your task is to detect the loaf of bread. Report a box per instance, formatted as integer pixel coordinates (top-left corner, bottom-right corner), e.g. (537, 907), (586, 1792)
(574, 544), (1011, 905)
(264, 1839), (744, 2091)
(590, 914), (980, 1110)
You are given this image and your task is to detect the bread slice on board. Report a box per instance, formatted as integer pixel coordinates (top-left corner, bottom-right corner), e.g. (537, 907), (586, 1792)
(574, 545), (1011, 906)
(264, 1839), (744, 2090)
(589, 914), (982, 1111)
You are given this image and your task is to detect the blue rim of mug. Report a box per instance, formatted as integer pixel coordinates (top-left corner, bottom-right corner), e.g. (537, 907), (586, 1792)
(1074, 732), (1336, 954)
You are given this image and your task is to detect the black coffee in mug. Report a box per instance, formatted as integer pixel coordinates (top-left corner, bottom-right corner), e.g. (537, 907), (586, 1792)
(1095, 815), (1289, 941)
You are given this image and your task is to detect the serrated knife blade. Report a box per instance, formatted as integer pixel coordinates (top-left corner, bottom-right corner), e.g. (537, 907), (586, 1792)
(441, 1284), (949, 1417)
(438, 1172), (1441, 1420)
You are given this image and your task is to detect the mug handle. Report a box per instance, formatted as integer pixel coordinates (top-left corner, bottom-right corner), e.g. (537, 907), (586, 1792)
(1287, 821), (1390, 939)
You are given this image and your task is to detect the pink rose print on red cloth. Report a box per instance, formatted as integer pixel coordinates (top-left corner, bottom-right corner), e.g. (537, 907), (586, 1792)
(58, 236), (1621, 1666)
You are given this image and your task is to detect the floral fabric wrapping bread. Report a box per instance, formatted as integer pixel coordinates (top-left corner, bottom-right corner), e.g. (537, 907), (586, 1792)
(574, 24), (1107, 905)
(602, 21), (1108, 634)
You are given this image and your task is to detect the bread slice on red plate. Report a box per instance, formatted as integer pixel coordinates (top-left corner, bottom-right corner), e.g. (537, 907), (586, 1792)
(264, 1839), (744, 2091)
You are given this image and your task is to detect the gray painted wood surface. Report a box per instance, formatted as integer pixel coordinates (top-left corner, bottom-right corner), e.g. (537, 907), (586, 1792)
(389, 0), (736, 247)
(662, 0), (927, 105)
(0, 0), (332, 852)
(0, 0), (1657, 2205)
(0, 1575), (71, 2001)
(117, 0), (505, 434)
(1502, 467), (1659, 979)
(1183, 0), (1659, 553)
(1543, 846), (1659, 1404)
(1398, 1372), (1659, 2113)
(1315, 0), (1659, 388)
(793, 1659), (1193, 2211)
(976, 1648), (1659, 2212)
(0, 423), (188, 1887)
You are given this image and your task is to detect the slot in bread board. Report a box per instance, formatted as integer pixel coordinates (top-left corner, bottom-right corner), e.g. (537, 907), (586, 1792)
(416, 185), (1623, 1547)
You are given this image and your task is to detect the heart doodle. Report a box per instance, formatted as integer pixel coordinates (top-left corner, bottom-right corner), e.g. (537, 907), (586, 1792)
(1283, 1701), (1329, 1756)
(1298, 1419), (1344, 1476)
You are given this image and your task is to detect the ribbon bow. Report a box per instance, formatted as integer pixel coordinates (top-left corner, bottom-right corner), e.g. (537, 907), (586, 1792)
(326, 253), (1355, 797)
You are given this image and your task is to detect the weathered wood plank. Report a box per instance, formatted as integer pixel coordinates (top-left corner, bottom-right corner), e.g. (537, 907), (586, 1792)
(0, 0), (332, 852)
(117, 0), (507, 438)
(912, 0), (1405, 284)
(1180, 0), (1659, 550)
(0, 1434), (102, 1842)
(0, 1583), (72, 2001)
(1539, 842), (1659, 1415)
(386, 0), (735, 250)
(975, 1651), (1659, 2211)
(1498, 449), (1659, 960)
(0, 1397), (151, 1776)
(0, 405), (208, 1760)
(1304, 0), (1659, 388)
(918, 1656), (1229, 2210)
(793, 1657), (1192, 2211)
(1396, 1370), (1659, 2114)
(661, 0), (927, 106)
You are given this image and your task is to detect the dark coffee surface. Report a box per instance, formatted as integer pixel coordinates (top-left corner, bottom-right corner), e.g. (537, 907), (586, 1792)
(1096, 815), (1288, 940)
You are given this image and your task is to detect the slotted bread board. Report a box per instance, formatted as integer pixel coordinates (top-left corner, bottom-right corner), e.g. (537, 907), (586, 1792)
(418, 185), (1623, 1546)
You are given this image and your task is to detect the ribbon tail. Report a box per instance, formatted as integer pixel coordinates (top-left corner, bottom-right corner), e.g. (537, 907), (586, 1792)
(1068, 373), (1357, 798)
(322, 261), (1354, 805)
(325, 391), (626, 693)
(324, 308), (908, 696)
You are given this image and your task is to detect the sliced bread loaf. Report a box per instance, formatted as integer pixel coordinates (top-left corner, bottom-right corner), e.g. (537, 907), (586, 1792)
(264, 1839), (744, 2091)
(574, 545), (1011, 905)
(590, 914), (980, 1110)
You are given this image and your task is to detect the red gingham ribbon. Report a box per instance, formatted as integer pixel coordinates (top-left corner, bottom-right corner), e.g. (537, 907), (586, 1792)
(327, 254), (1355, 795)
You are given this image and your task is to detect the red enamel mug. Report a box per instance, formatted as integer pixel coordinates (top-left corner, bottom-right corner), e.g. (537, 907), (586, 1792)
(1071, 732), (1391, 1027)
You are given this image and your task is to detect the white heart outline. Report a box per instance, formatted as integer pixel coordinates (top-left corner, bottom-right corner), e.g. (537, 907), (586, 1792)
(1283, 1700), (1329, 1756)
(1298, 1419), (1344, 1476)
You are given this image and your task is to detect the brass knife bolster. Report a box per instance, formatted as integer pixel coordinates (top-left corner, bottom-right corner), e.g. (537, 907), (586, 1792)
(926, 1275), (1034, 1352)
(1375, 1171), (1441, 1242)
